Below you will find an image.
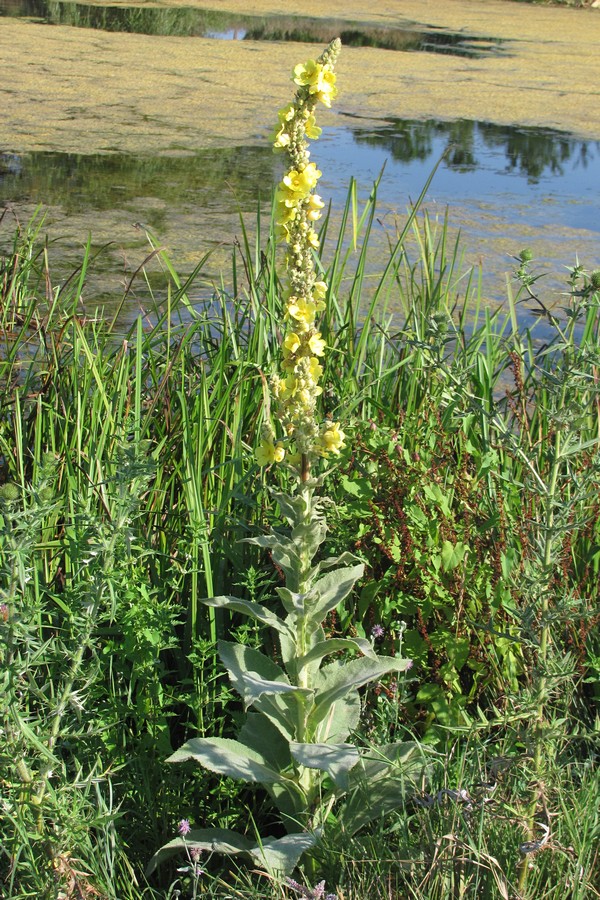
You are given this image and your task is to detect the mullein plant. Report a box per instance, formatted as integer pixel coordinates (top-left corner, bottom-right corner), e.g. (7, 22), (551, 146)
(150, 40), (423, 880)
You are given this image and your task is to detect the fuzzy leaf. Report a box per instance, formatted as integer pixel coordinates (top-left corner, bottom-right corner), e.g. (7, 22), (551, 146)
(317, 550), (364, 571)
(146, 828), (253, 876)
(218, 642), (309, 739)
(315, 691), (361, 744)
(146, 828), (318, 878)
(167, 737), (284, 784)
(291, 520), (328, 563)
(249, 831), (320, 874)
(243, 534), (303, 584)
(309, 656), (411, 728)
(238, 712), (292, 770)
(306, 564), (365, 628)
(340, 742), (427, 834)
(290, 741), (359, 789)
(219, 641), (312, 706)
(203, 595), (292, 636)
(297, 636), (378, 667)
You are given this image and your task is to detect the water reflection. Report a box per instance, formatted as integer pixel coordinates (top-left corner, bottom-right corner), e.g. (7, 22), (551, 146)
(1, 120), (598, 322)
(0, 0), (506, 57)
(352, 118), (598, 182)
(0, 147), (278, 219)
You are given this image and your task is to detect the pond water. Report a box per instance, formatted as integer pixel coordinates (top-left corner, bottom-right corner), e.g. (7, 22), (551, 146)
(0, 0), (506, 57)
(1, 1), (599, 328)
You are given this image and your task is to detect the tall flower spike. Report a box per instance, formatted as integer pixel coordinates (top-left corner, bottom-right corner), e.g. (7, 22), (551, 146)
(257, 38), (346, 476)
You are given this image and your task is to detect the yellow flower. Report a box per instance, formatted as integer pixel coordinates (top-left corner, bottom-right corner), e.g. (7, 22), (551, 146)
(305, 114), (322, 140)
(278, 103), (295, 123)
(282, 162), (321, 197)
(307, 194), (325, 222)
(292, 59), (322, 88)
(283, 332), (301, 355)
(320, 422), (345, 455)
(272, 124), (291, 150)
(315, 69), (337, 107)
(288, 296), (319, 328)
(308, 333), (325, 356)
(256, 439), (285, 466)
(313, 281), (327, 300)
(308, 357), (323, 380)
(307, 230), (320, 250)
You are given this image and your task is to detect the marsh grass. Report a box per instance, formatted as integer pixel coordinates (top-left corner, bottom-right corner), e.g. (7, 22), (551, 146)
(0, 185), (599, 898)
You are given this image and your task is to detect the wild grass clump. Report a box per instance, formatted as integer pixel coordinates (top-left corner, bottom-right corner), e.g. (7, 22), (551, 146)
(1, 52), (600, 900)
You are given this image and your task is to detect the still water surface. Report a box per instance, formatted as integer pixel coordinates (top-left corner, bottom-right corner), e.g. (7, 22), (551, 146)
(1, 1), (598, 324)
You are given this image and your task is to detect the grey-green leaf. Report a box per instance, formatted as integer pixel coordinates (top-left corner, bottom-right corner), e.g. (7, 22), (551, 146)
(249, 831), (320, 874)
(297, 636), (378, 667)
(306, 564), (364, 628)
(310, 656), (411, 728)
(290, 741), (360, 790)
(146, 828), (253, 876)
(203, 595), (292, 636)
(167, 737), (284, 784)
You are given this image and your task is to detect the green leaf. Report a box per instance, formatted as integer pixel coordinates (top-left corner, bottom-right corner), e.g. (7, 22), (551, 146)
(440, 540), (468, 571)
(306, 564), (364, 629)
(219, 641), (310, 704)
(146, 828), (319, 877)
(340, 742), (427, 834)
(297, 636), (378, 668)
(203, 595), (293, 636)
(290, 741), (359, 790)
(310, 656), (411, 728)
(146, 827), (253, 876)
(249, 831), (320, 874)
(167, 736), (284, 784)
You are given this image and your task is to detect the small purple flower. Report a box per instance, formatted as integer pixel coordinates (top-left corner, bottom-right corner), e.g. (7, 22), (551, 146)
(371, 623), (385, 639)
(286, 877), (336, 899)
(178, 818), (191, 836)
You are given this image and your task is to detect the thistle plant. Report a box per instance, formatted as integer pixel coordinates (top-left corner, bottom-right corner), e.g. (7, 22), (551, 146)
(150, 40), (424, 880)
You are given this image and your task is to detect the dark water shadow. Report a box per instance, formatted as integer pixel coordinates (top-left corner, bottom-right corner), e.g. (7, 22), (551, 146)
(350, 117), (600, 184)
(0, 0), (507, 57)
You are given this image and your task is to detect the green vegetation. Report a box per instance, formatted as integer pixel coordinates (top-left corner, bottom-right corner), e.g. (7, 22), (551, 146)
(1, 184), (598, 898)
(1, 35), (599, 894)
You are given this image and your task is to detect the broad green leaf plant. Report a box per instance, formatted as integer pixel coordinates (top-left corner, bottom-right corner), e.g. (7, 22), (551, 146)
(149, 39), (422, 879)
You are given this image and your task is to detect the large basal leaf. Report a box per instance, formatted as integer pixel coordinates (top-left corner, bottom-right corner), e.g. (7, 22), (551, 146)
(167, 737), (285, 784)
(203, 595), (292, 637)
(249, 831), (320, 874)
(146, 828), (319, 878)
(290, 741), (360, 790)
(340, 742), (427, 834)
(219, 642), (310, 739)
(309, 656), (411, 729)
(146, 828), (253, 876)
(238, 712), (292, 770)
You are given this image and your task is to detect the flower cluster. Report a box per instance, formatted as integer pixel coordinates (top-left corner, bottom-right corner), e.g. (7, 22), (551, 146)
(286, 876), (337, 900)
(257, 39), (346, 471)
